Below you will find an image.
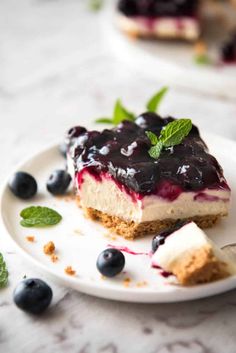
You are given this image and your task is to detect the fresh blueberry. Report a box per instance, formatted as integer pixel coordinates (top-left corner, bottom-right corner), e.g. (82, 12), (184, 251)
(13, 278), (53, 315)
(59, 142), (67, 158)
(47, 169), (71, 195)
(8, 172), (37, 199)
(96, 248), (125, 277)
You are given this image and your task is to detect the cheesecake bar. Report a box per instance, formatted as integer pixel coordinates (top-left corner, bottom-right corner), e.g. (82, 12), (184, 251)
(151, 221), (235, 285)
(117, 0), (200, 40)
(66, 113), (230, 239)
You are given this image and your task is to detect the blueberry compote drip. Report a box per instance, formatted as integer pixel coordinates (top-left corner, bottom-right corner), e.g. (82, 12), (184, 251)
(221, 31), (236, 63)
(67, 112), (227, 200)
(118, 0), (199, 18)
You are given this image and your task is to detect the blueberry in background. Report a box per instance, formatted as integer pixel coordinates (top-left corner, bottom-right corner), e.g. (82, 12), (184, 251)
(13, 278), (53, 315)
(47, 169), (71, 195)
(8, 171), (37, 199)
(97, 248), (125, 277)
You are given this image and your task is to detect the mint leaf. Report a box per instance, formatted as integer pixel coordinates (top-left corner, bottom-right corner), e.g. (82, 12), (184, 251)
(148, 141), (163, 159)
(146, 87), (169, 113)
(88, 0), (103, 11)
(20, 206), (62, 228)
(95, 118), (113, 124)
(0, 253), (8, 288)
(113, 99), (135, 125)
(194, 54), (211, 66)
(160, 119), (192, 147)
(145, 131), (158, 146)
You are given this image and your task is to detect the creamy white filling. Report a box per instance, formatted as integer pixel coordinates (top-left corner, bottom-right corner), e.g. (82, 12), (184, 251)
(117, 14), (200, 40)
(77, 172), (230, 223)
(151, 222), (236, 274)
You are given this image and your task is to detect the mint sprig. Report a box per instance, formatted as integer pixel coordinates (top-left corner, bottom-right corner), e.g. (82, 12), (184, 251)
(20, 206), (62, 228)
(95, 99), (135, 126)
(95, 87), (168, 125)
(146, 119), (192, 159)
(0, 253), (8, 288)
(146, 87), (169, 113)
(88, 0), (103, 11)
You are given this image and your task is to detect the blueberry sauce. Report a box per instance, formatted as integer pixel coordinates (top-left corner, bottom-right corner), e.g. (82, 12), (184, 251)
(221, 31), (236, 64)
(117, 0), (199, 18)
(66, 112), (229, 201)
(107, 244), (149, 256)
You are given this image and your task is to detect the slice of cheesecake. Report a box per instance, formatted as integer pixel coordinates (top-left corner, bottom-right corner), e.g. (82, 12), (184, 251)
(151, 221), (235, 285)
(66, 112), (230, 239)
(117, 0), (200, 41)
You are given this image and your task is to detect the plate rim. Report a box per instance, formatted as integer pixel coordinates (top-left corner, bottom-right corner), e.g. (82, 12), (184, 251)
(1, 132), (236, 303)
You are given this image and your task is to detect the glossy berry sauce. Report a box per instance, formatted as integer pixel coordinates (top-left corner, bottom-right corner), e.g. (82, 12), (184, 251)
(117, 0), (199, 18)
(67, 112), (229, 201)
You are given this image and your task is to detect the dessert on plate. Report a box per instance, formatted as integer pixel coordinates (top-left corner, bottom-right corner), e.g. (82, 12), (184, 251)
(66, 111), (230, 239)
(116, 0), (200, 41)
(151, 221), (236, 285)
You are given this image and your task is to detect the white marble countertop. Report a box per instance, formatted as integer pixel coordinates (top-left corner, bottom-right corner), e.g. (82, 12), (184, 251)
(1, 1), (236, 352)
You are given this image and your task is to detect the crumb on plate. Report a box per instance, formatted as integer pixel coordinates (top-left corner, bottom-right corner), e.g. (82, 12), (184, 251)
(136, 281), (148, 288)
(123, 277), (131, 287)
(43, 241), (55, 255)
(51, 254), (58, 263)
(26, 236), (35, 242)
(64, 266), (76, 276)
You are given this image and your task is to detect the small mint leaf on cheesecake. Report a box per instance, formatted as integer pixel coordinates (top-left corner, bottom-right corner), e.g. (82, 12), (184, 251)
(146, 87), (169, 113)
(95, 99), (135, 125)
(0, 253), (8, 288)
(160, 119), (192, 147)
(146, 119), (192, 159)
(113, 99), (135, 125)
(148, 141), (163, 159)
(20, 206), (62, 228)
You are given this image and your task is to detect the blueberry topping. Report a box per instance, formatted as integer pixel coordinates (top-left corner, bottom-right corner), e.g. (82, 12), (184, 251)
(96, 248), (125, 277)
(67, 113), (227, 199)
(118, 0), (199, 18)
(8, 172), (37, 199)
(13, 278), (53, 315)
(47, 170), (71, 195)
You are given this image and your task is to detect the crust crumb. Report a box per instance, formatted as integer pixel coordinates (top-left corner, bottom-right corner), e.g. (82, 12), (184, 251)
(43, 241), (55, 255)
(123, 277), (131, 287)
(74, 229), (84, 236)
(103, 232), (117, 241)
(51, 254), (58, 263)
(65, 266), (76, 276)
(26, 236), (35, 242)
(136, 281), (148, 288)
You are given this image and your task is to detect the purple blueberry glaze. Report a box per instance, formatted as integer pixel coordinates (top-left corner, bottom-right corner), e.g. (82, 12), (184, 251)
(117, 0), (199, 18)
(66, 112), (229, 200)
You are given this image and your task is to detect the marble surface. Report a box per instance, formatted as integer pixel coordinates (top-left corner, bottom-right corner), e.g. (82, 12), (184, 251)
(1, 1), (236, 352)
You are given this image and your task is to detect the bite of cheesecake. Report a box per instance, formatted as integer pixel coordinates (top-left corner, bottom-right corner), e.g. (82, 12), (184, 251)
(65, 112), (230, 239)
(151, 221), (236, 285)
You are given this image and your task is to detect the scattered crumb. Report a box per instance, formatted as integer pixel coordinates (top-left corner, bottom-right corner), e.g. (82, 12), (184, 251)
(100, 275), (106, 280)
(26, 236), (35, 242)
(74, 229), (84, 236)
(56, 193), (76, 202)
(43, 241), (55, 255)
(123, 277), (131, 287)
(64, 266), (76, 276)
(51, 254), (58, 263)
(136, 281), (148, 288)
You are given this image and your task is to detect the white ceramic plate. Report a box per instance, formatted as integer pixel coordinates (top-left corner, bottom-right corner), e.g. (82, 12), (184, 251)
(1, 133), (236, 303)
(103, 3), (236, 100)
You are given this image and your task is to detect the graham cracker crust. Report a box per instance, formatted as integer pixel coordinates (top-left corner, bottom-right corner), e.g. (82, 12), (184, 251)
(85, 207), (223, 240)
(171, 245), (230, 285)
